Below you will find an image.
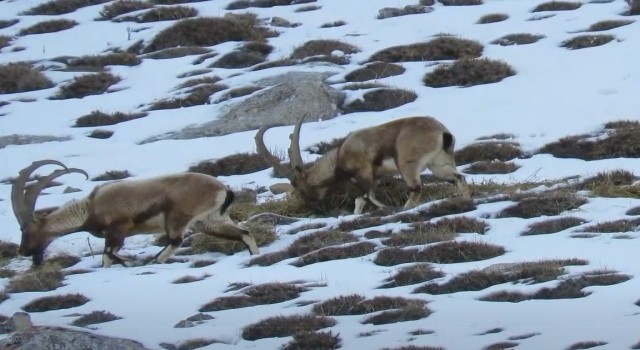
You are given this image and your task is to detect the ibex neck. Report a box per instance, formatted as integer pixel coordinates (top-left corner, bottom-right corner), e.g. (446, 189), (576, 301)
(42, 198), (90, 238)
(306, 150), (338, 186)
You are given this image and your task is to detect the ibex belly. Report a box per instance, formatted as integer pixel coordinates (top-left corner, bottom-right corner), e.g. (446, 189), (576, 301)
(375, 158), (400, 176)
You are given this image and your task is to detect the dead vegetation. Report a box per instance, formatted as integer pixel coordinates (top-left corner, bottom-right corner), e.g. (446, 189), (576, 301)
(423, 58), (516, 87)
(188, 153), (271, 177)
(0, 19), (19, 29)
(369, 36), (483, 62)
(91, 170), (132, 181)
(292, 241), (377, 267)
(481, 270), (630, 302)
(379, 263), (445, 288)
(21, 0), (111, 15)
(123, 6), (198, 22)
(477, 13), (508, 24)
(18, 19), (78, 35)
(71, 310), (122, 327)
(625, 0), (640, 15)
(227, 0), (318, 10)
(8, 267), (65, 293)
(585, 19), (634, 31)
(282, 331), (341, 350)
(531, 1), (581, 12)
(0, 62), (55, 94)
(415, 259), (587, 294)
(498, 192), (587, 219)
(577, 218), (640, 233)
(144, 14), (277, 53)
(440, 0), (482, 4)
(22, 293), (90, 312)
(455, 142), (523, 166)
(52, 72), (120, 99)
(200, 282), (308, 312)
(290, 39), (359, 63)
(312, 295), (431, 325)
(464, 161), (519, 174)
(147, 83), (227, 110)
(382, 217), (488, 248)
(574, 170), (640, 198)
(344, 62), (406, 82)
(342, 88), (417, 113)
(242, 314), (336, 341)
(561, 34), (616, 49)
(144, 47), (212, 60)
(374, 241), (506, 266)
(491, 33), (545, 46)
(565, 341), (608, 350)
(74, 110), (147, 127)
(522, 216), (587, 235)
(65, 53), (141, 71)
(99, 0), (152, 20)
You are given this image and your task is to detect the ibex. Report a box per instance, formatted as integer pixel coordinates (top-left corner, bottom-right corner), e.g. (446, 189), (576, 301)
(11, 160), (259, 267)
(256, 116), (471, 214)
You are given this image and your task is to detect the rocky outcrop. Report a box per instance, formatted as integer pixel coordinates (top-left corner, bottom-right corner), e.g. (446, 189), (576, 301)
(140, 71), (344, 144)
(0, 134), (71, 149)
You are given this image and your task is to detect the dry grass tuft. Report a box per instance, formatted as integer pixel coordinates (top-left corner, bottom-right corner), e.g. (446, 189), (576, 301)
(74, 110), (147, 127)
(498, 192), (587, 219)
(577, 218), (640, 233)
(147, 83), (227, 110)
(0, 36), (12, 50)
(0, 19), (19, 29)
(188, 153), (271, 177)
(440, 0), (482, 4)
(423, 58), (516, 87)
(145, 47), (211, 60)
(625, 0), (640, 15)
(71, 310), (122, 327)
(66, 53), (141, 71)
(144, 14), (277, 53)
(99, 0), (152, 20)
(22, 0), (110, 15)
(369, 37), (483, 62)
(382, 217), (487, 248)
(22, 293), (90, 312)
(200, 282), (308, 312)
(374, 241), (505, 266)
(522, 216), (587, 235)
(477, 13), (508, 24)
(455, 142), (523, 166)
(8, 267), (65, 293)
(464, 161), (519, 174)
(91, 170), (132, 181)
(0, 241), (18, 260)
(242, 314), (336, 341)
(46, 254), (81, 269)
(532, 1), (581, 12)
(345, 62), (406, 82)
(491, 33), (545, 46)
(381, 346), (444, 350)
(129, 6), (198, 22)
(586, 19), (634, 31)
(565, 341), (608, 350)
(18, 19), (78, 35)
(574, 170), (640, 198)
(290, 39), (359, 60)
(320, 20), (346, 28)
(292, 241), (377, 267)
(172, 274), (209, 284)
(53, 72), (120, 99)
(312, 295), (430, 325)
(539, 120), (640, 160)
(342, 88), (417, 113)
(380, 263), (445, 288)
(160, 338), (220, 350)
(0, 62), (55, 94)
(282, 331), (341, 350)
(416, 259), (587, 294)
(481, 270), (630, 302)
(561, 34), (615, 49)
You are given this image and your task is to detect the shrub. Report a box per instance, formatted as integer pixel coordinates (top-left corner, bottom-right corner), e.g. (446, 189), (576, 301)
(342, 88), (417, 113)
(586, 19), (634, 31)
(439, 0), (482, 5)
(53, 72), (120, 99)
(99, 0), (152, 20)
(561, 34), (615, 49)
(477, 13), (508, 24)
(22, 0), (111, 15)
(91, 170), (132, 181)
(22, 293), (90, 312)
(464, 161), (519, 174)
(491, 33), (545, 46)
(290, 39), (359, 59)
(369, 37), (483, 62)
(539, 120), (640, 160)
(498, 192), (587, 219)
(292, 241), (377, 267)
(0, 62), (54, 94)
(66, 53), (141, 71)
(626, 0), (640, 15)
(74, 110), (147, 127)
(144, 14), (277, 53)
(345, 62), (405, 82)
(188, 153), (271, 177)
(242, 314), (336, 341)
(282, 331), (341, 350)
(20, 19), (78, 35)
(455, 142), (523, 166)
(522, 216), (586, 235)
(133, 6), (198, 22)
(200, 283), (307, 311)
(424, 58), (516, 88)
(531, 1), (581, 12)
(8, 267), (65, 293)
(320, 20), (346, 28)
(71, 310), (122, 327)
(374, 241), (505, 266)
(379, 263), (445, 288)
(0, 19), (19, 29)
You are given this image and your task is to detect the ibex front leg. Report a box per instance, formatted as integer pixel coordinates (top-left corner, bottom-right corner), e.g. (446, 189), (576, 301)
(153, 211), (191, 264)
(103, 230), (132, 268)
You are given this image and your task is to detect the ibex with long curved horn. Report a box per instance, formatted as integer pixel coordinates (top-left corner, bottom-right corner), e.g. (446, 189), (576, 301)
(12, 160), (259, 267)
(256, 116), (471, 214)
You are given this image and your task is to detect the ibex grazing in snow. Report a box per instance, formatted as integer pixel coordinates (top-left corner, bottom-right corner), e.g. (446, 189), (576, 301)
(256, 116), (471, 214)
(11, 160), (259, 267)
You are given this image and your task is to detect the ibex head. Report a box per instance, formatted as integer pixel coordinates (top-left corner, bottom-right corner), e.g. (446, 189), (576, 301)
(11, 160), (88, 266)
(255, 116), (336, 209)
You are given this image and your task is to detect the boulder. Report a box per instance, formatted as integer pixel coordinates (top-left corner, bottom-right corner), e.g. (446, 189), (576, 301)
(140, 71), (344, 144)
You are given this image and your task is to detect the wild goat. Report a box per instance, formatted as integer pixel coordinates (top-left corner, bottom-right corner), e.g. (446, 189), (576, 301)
(256, 116), (471, 214)
(11, 160), (259, 267)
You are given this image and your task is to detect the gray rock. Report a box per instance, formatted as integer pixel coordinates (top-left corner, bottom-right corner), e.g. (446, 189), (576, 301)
(173, 320), (195, 328)
(140, 72), (344, 144)
(271, 16), (300, 28)
(378, 5), (432, 19)
(185, 313), (214, 322)
(0, 134), (71, 149)
(0, 312), (152, 350)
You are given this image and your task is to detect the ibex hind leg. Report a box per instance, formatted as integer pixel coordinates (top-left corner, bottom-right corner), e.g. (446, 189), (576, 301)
(201, 220), (259, 255)
(154, 211), (191, 264)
